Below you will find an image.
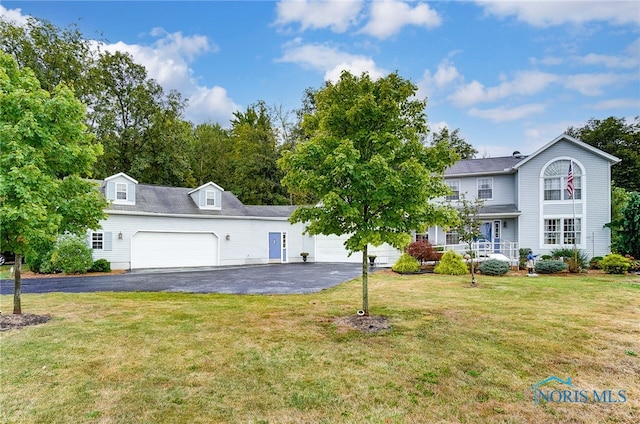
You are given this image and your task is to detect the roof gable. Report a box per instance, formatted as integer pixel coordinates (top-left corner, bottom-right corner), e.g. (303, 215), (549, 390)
(513, 133), (620, 169)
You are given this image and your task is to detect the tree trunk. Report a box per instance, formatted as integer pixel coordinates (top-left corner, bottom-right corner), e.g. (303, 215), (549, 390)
(362, 246), (369, 316)
(13, 254), (22, 314)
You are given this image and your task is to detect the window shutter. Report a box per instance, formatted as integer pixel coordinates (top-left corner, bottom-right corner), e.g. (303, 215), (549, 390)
(216, 191), (222, 208)
(86, 232), (92, 248)
(106, 182), (115, 200)
(104, 232), (112, 251)
(199, 189), (206, 207)
(128, 183), (136, 203)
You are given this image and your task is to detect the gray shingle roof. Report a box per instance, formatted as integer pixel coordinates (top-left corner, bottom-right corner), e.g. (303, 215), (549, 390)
(478, 204), (521, 215)
(101, 182), (293, 218)
(445, 156), (525, 176)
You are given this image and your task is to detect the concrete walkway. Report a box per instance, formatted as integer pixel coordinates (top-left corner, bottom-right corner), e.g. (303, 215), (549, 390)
(0, 263), (366, 295)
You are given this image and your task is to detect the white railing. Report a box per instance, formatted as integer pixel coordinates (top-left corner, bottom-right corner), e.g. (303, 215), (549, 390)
(435, 241), (520, 264)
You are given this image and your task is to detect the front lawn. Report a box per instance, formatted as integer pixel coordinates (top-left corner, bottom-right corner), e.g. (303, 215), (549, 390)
(1, 272), (638, 423)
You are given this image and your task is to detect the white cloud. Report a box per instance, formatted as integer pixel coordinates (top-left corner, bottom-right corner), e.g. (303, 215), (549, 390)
(360, 0), (441, 39)
(588, 98), (640, 110)
(563, 72), (636, 96)
(449, 71), (559, 107)
(99, 30), (239, 125)
(476, 0), (640, 27)
(278, 40), (387, 82)
(274, 0), (363, 32)
(417, 58), (463, 101)
(0, 5), (30, 25)
(468, 103), (546, 122)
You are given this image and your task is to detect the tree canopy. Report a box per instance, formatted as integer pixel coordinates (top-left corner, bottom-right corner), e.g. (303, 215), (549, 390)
(567, 116), (640, 192)
(0, 52), (107, 313)
(279, 71), (458, 314)
(429, 127), (477, 160)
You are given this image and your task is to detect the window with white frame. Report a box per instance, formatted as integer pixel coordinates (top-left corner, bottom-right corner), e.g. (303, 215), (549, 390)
(543, 160), (581, 200)
(205, 190), (215, 207)
(445, 230), (459, 245)
(116, 183), (127, 201)
(92, 232), (104, 250)
(544, 218), (581, 246)
(477, 178), (493, 200)
(445, 180), (460, 201)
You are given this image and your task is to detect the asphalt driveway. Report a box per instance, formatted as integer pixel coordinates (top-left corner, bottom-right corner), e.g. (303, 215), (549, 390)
(0, 263), (365, 295)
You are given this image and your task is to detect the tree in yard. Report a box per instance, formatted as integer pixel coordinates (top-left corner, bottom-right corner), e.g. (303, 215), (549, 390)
(449, 194), (484, 286)
(618, 191), (640, 259)
(0, 52), (107, 314)
(279, 71), (458, 315)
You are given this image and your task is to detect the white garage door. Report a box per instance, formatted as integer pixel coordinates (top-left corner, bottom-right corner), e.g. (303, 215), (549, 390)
(131, 231), (218, 269)
(315, 234), (360, 263)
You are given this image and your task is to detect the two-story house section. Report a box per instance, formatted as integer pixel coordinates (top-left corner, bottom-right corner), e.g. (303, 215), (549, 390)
(422, 134), (619, 260)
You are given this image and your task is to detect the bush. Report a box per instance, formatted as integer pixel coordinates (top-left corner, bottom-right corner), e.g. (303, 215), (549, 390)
(589, 256), (603, 270)
(434, 250), (468, 275)
(600, 254), (630, 274)
(392, 253), (420, 274)
(519, 248), (531, 269)
(26, 246), (54, 274)
(406, 240), (437, 264)
(391, 253), (420, 274)
(624, 255), (640, 273)
(541, 254), (552, 260)
(48, 234), (93, 274)
(89, 259), (111, 273)
(550, 248), (588, 270)
(478, 259), (509, 276)
(535, 260), (568, 274)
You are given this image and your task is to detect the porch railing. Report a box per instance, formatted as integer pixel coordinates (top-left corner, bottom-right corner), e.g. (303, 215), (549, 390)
(435, 241), (520, 264)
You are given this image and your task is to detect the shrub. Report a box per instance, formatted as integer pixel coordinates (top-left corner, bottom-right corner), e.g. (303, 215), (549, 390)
(589, 256), (603, 270)
(551, 248), (588, 270)
(478, 259), (509, 276)
(26, 246), (54, 274)
(624, 255), (640, 273)
(519, 248), (531, 269)
(541, 254), (552, 260)
(600, 254), (630, 274)
(392, 253), (420, 274)
(406, 240), (437, 264)
(48, 234), (93, 274)
(534, 260), (568, 274)
(434, 250), (468, 275)
(89, 259), (111, 273)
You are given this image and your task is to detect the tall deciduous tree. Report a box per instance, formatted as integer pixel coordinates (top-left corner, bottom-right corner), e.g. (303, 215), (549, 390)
(190, 122), (233, 187)
(229, 102), (289, 205)
(430, 127), (477, 160)
(279, 71), (457, 315)
(567, 117), (640, 192)
(0, 52), (107, 314)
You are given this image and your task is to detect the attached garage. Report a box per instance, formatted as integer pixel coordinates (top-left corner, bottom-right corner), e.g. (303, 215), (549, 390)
(315, 234), (360, 263)
(131, 231), (219, 269)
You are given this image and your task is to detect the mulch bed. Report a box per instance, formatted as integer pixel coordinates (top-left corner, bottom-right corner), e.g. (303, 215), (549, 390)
(0, 313), (51, 331)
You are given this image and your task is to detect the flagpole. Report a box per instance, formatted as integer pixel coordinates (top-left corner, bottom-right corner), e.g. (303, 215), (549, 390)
(570, 159), (577, 263)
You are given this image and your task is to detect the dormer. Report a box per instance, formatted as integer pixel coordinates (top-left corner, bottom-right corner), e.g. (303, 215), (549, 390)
(104, 173), (137, 205)
(188, 182), (224, 211)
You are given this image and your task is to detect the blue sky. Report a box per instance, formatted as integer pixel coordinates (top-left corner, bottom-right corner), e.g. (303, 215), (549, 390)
(1, 1), (639, 156)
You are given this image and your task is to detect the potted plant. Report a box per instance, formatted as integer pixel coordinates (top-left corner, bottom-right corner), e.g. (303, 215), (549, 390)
(300, 252), (309, 263)
(368, 255), (377, 266)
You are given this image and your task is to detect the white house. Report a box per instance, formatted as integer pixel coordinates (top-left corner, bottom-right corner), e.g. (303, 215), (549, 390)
(420, 134), (620, 259)
(90, 134), (619, 270)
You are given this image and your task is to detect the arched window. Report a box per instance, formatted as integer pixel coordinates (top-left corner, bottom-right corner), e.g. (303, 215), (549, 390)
(543, 160), (581, 201)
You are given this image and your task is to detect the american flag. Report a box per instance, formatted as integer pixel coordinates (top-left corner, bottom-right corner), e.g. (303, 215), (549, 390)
(567, 162), (574, 198)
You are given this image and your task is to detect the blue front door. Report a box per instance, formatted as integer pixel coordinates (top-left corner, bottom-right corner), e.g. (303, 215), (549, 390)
(269, 232), (281, 261)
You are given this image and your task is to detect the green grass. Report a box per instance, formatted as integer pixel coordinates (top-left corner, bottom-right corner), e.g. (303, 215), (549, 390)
(1, 272), (639, 423)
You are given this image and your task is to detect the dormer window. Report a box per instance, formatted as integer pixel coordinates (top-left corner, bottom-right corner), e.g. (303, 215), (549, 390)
(116, 183), (128, 201)
(206, 190), (216, 207)
(105, 173), (137, 205)
(188, 182), (224, 211)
